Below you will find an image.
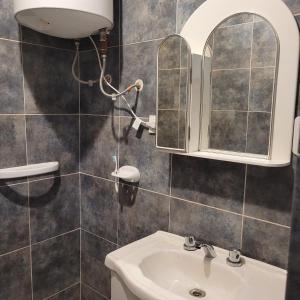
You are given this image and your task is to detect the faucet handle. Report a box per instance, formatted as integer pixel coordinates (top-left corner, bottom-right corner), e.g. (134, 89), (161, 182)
(184, 236), (197, 251)
(227, 249), (243, 267)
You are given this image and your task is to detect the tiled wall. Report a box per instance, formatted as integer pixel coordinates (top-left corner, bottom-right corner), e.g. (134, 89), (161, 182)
(0, 0), (80, 299)
(79, 1), (300, 300)
(0, 1), (299, 300)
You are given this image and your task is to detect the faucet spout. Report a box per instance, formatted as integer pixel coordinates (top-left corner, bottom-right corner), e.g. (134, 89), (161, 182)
(200, 243), (216, 259)
(183, 236), (216, 259)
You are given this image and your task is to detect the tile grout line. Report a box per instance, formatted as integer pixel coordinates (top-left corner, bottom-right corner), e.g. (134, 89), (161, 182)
(244, 19), (254, 154)
(81, 228), (118, 247)
(0, 172), (80, 189)
(79, 171), (291, 229)
(0, 245), (30, 258)
(31, 228), (80, 247)
(81, 282), (109, 300)
(20, 26), (34, 300)
(43, 281), (80, 300)
(78, 38), (82, 300)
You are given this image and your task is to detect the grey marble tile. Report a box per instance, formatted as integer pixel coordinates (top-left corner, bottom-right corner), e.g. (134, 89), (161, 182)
(246, 112), (271, 155)
(32, 230), (80, 300)
(0, 0), (20, 40)
(245, 165), (293, 226)
(158, 35), (181, 69)
(119, 40), (160, 117)
(26, 115), (79, 174)
(158, 69), (180, 109)
(80, 115), (118, 179)
(212, 69), (250, 110)
(169, 198), (242, 249)
(212, 23), (252, 69)
(21, 27), (75, 50)
(81, 230), (116, 298)
(29, 175), (80, 243)
(220, 13), (254, 27)
(48, 284), (80, 300)
(252, 21), (278, 68)
(80, 47), (119, 115)
(0, 40), (24, 113)
(118, 187), (170, 246)
(249, 68), (275, 112)
(177, 0), (206, 33)
(242, 218), (290, 269)
(172, 155), (245, 212)
(283, 0), (300, 13)
(81, 174), (118, 243)
(0, 183), (29, 255)
(157, 110), (183, 149)
(120, 117), (171, 194)
(0, 115), (26, 169)
(23, 44), (79, 114)
(0, 248), (32, 300)
(210, 111), (247, 152)
(81, 284), (106, 300)
(121, 0), (176, 44)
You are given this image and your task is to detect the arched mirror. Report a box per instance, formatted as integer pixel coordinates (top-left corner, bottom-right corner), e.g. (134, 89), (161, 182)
(201, 13), (278, 158)
(156, 35), (191, 151)
(156, 0), (299, 167)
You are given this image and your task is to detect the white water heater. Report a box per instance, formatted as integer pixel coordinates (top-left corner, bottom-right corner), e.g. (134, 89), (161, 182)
(14, 0), (113, 39)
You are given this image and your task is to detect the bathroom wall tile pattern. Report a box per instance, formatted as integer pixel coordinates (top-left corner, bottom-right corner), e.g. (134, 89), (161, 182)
(171, 155), (245, 213)
(119, 117), (171, 194)
(47, 284), (80, 300)
(0, 39), (24, 113)
(169, 198), (242, 249)
(81, 230), (117, 299)
(118, 186), (170, 246)
(29, 174), (80, 243)
(81, 284), (107, 300)
(0, 1), (82, 298)
(121, 0), (176, 44)
(0, 115), (27, 169)
(81, 174), (118, 243)
(23, 44), (78, 114)
(0, 0), (20, 40)
(0, 183), (29, 255)
(0, 248), (32, 300)
(31, 230), (80, 300)
(242, 218), (290, 269)
(80, 115), (119, 179)
(26, 115), (79, 174)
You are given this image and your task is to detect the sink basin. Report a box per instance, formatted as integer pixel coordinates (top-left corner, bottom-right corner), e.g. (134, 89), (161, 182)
(105, 231), (286, 300)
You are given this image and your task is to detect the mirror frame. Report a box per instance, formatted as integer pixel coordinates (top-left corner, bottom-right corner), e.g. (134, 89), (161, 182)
(178, 0), (299, 167)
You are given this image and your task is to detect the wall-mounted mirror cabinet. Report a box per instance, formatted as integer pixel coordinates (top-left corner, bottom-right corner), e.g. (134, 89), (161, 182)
(156, 0), (299, 167)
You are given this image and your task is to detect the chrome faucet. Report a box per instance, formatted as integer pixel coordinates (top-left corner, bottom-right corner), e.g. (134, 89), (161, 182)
(184, 236), (216, 259)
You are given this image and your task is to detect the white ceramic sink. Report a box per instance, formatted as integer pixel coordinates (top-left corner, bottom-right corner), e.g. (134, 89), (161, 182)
(105, 231), (287, 300)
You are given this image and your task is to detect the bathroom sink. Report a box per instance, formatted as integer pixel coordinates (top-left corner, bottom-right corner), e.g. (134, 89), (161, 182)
(105, 231), (286, 300)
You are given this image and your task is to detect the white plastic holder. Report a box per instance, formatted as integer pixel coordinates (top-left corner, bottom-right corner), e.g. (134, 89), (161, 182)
(111, 166), (140, 183)
(0, 162), (59, 179)
(293, 116), (300, 156)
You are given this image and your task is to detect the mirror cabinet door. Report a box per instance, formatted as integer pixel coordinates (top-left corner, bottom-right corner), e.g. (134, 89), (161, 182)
(201, 13), (278, 158)
(156, 35), (191, 151)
